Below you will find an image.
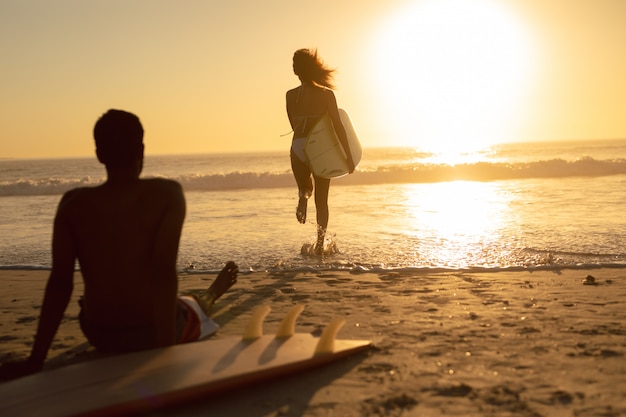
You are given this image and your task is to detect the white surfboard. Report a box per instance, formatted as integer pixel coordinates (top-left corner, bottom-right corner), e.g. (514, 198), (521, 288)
(304, 109), (362, 179)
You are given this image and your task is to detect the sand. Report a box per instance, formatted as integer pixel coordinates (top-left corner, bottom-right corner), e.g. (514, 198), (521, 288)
(0, 268), (624, 416)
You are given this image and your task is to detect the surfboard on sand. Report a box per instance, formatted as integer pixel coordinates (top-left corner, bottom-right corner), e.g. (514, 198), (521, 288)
(305, 109), (362, 179)
(0, 305), (371, 417)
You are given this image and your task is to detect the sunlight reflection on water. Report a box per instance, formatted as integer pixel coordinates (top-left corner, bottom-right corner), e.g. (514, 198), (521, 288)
(3, 171), (626, 272)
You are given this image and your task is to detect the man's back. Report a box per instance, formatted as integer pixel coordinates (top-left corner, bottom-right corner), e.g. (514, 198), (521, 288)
(57, 177), (185, 329)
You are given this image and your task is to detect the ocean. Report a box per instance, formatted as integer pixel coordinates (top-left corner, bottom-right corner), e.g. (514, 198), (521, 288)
(2, 139), (626, 274)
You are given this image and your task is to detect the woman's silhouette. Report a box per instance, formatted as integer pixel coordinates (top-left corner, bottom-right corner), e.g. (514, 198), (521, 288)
(286, 49), (355, 253)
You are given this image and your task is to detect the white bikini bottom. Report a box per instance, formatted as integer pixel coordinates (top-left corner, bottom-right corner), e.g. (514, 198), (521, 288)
(291, 137), (307, 163)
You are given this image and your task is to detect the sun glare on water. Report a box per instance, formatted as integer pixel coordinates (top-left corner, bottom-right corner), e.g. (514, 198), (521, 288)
(402, 181), (512, 267)
(371, 0), (537, 160)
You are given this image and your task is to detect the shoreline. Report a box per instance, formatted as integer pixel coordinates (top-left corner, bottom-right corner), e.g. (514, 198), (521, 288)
(2, 262), (626, 273)
(1, 268), (624, 416)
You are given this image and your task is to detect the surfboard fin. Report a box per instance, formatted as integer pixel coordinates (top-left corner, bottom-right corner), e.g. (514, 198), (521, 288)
(242, 305), (271, 340)
(314, 317), (346, 355)
(275, 305), (304, 339)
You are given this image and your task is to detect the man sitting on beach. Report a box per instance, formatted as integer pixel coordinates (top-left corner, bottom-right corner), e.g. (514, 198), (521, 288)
(0, 109), (238, 380)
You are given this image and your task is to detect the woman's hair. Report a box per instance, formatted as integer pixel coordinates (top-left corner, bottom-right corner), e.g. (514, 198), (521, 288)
(292, 49), (335, 89)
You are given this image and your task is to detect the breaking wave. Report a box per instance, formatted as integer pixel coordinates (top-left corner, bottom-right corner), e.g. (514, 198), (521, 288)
(2, 156), (626, 196)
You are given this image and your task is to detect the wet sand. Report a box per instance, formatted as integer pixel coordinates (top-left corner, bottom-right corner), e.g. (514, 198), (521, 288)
(1, 268), (624, 416)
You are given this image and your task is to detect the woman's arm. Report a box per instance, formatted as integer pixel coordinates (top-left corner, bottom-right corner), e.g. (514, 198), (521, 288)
(326, 90), (355, 172)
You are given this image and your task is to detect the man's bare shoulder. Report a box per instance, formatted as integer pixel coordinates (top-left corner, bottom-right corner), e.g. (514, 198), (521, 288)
(58, 179), (183, 210)
(58, 186), (99, 206)
(139, 178), (183, 194)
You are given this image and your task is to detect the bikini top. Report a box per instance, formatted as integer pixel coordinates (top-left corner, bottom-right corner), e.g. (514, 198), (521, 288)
(291, 86), (326, 138)
(292, 115), (324, 138)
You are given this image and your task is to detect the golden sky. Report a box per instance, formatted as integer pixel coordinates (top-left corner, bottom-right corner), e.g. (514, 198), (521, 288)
(1, 0), (625, 159)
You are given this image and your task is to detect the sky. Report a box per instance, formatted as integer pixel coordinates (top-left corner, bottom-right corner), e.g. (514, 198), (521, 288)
(1, 0), (625, 159)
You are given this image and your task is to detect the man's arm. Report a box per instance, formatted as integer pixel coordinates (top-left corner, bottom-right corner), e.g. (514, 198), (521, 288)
(29, 194), (77, 365)
(0, 194), (76, 379)
(151, 181), (186, 347)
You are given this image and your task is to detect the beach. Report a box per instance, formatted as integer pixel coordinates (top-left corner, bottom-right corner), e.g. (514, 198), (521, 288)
(1, 267), (624, 416)
(2, 142), (626, 415)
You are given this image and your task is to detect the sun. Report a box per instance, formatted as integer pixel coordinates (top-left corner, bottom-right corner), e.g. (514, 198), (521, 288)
(371, 0), (537, 157)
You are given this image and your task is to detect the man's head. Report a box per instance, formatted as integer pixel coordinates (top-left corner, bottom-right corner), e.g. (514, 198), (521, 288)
(94, 109), (144, 169)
